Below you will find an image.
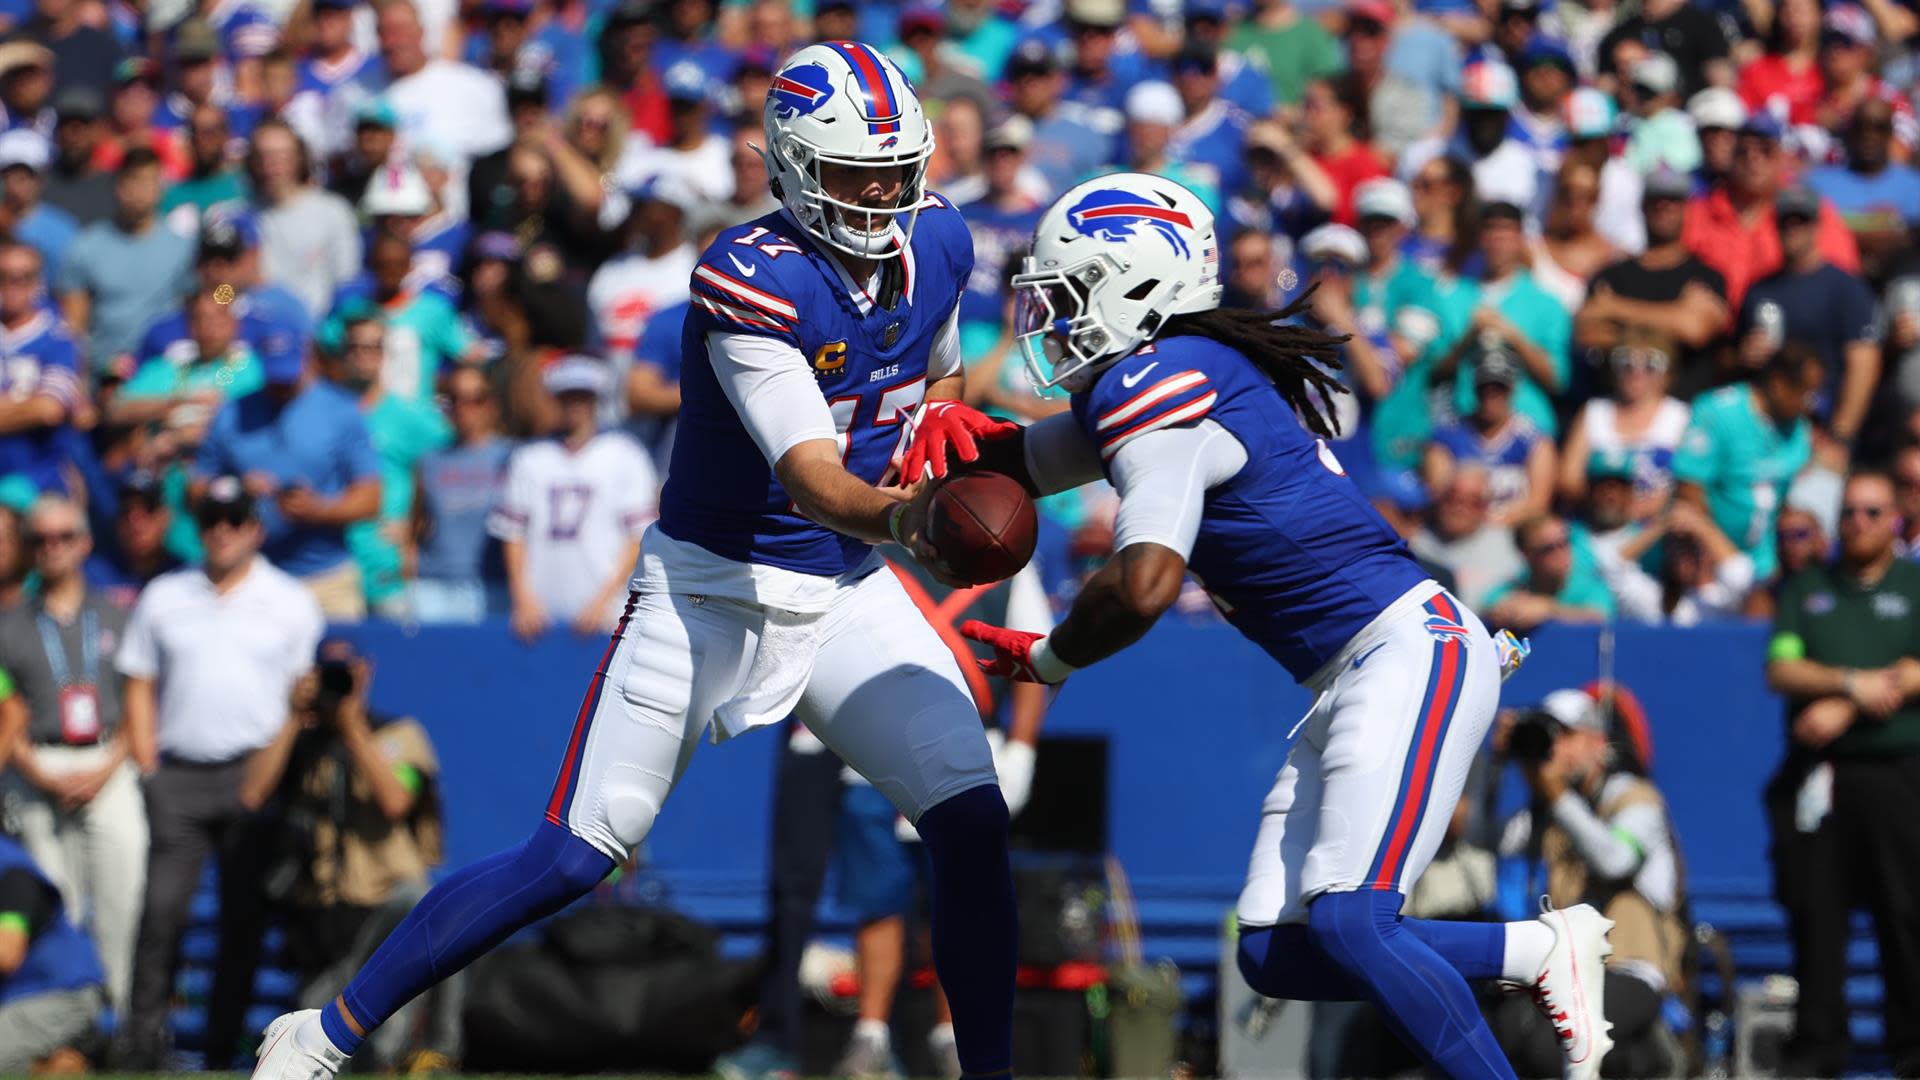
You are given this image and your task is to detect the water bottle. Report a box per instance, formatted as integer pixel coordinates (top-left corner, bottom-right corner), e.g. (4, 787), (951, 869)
(1755, 300), (1786, 352)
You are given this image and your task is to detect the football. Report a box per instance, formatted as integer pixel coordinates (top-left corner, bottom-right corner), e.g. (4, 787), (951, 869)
(924, 472), (1038, 586)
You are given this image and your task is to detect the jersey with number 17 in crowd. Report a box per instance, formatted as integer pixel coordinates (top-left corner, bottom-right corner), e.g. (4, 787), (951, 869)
(660, 196), (975, 577)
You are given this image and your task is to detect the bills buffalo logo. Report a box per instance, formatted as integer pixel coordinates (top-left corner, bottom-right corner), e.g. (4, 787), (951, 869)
(878, 134), (899, 149)
(1423, 614), (1471, 644)
(1066, 190), (1194, 257)
(813, 340), (848, 374)
(770, 63), (835, 119)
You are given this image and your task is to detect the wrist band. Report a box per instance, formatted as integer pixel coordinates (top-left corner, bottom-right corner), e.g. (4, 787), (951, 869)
(1028, 635), (1079, 683)
(887, 502), (909, 545)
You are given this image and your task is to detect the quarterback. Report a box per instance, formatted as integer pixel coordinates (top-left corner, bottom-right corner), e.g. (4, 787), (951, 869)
(916, 174), (1616, 1080)
(252, 42), (1025, 1080)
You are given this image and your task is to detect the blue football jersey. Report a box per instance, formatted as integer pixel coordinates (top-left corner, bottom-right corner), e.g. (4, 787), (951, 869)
(0, 311), (84, 495)
(1071, 335), (1431, 682)
(659, 198), (974, 576)
(1430, 417), (1546, 519)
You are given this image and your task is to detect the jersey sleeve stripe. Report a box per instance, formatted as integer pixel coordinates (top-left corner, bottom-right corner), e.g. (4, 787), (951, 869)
(693, 264), (800, 320)
(691, 280), (792, 326)
(693, 293), (790, 333)
(1095, 370), (1209, 431)
(1099, 392), (1217, 459)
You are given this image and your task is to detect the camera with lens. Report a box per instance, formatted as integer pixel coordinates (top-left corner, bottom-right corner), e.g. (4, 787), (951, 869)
(312, 658), (358, 717)
(1505, 709), (1564, 765)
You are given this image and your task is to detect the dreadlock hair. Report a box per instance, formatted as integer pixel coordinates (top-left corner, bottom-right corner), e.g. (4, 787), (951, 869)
(1156, 288), (1353, 440)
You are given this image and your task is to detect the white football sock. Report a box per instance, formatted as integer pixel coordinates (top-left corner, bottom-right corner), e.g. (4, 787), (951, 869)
(1502, 920), (1555, 983)
(855, 1017), (891, 1045)
(928, 1022), (956, 1048)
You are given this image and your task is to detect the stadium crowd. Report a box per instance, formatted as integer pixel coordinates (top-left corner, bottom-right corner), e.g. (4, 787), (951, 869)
(1, 0), (1920, 1071)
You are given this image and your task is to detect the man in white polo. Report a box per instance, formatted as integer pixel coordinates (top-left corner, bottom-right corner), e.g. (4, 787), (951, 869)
(115, 477), (325, 1069)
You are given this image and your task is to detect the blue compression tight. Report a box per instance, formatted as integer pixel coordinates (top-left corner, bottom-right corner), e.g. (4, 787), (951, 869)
(320, 820), (615, 1055)
(1236, 891), (1516, 1080)
(915, 784), (1018, 1078)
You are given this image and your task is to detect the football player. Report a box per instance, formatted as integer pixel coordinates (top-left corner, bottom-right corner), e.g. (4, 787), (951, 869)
(252, 43), (1025, 1080)
(904, 174), (1616, 1080)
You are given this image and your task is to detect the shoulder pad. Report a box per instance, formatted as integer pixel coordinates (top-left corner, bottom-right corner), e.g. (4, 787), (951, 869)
(691, 226), (804, 338)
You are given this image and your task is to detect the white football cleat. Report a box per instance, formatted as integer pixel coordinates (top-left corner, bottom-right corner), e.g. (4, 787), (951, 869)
(252, 1009), (346, 1080)
(1528, 902), (1614, 1080)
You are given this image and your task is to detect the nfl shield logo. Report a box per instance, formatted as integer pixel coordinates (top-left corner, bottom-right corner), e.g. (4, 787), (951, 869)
(882, 321), (902, 348)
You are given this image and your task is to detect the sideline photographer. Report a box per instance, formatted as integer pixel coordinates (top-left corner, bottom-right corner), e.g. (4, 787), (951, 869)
(239, 638), (457, 1070)
(1492, 689), (1687, 1078)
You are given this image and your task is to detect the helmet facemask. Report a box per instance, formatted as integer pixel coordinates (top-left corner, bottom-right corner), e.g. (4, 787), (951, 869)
(766, 132), (932, 260)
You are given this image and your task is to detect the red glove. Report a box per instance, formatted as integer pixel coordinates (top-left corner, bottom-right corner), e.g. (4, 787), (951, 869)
(899, 400), (1020, 482)
(959, 620), (1073, 684)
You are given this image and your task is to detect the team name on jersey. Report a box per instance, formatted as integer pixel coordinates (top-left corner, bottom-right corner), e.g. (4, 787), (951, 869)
(869, 363), (900, 382)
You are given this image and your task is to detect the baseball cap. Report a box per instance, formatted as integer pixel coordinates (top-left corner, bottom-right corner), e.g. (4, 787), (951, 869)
(1629, 52), (1679, 96)
(1520, 35), (1575, 74)
(1473, 348), (1520, 387)
(0, 129), (48, 173)
(1171, 39), (1219, 76)
(1539, 688), (1604, 732)
(257, 324), (309, 384)
(353, 97), (398, 130)
(173, 19), (221, 63)
(484, 0), (535, 14)
(199, 208), (261, 256)
(1124, 81), (1183, 127)
(1587, 448), (1636, 483)
(114, 57), (161, 87)
(1687, 86), (1747, 131)
(506, 67), (549, 107)
(1479, 196), (1527, 222)
(53, 85), (103, 121)
(898, 4), (944, 35)
(118, 469), (163, 506)
(603, 0), (654, 30)
(1776, 183), (1821, 221)
(983, 113), (1034, 151)
(1301, 223), (1367, 266)
(1066, 0), (1125, 29)
(1006, 39), (1060, 78)
(313, 0), (360, 11)
(195, 475), (257, 525)
(1823, 3), (1876, 47)
(1459, 60), (1518, 110)
(361, 165), (433, 217)
(1642, 167), (1692, 200)
(663, 59), (711, 103)
(0, 40), (51, 77)
(1348, 0), (1394, 28)
(1740, 111), (1786, 142)
(1354, 177), (1415, 227)
(544, 354), (613, 399)
(1373, 468), (1431, 514)
(1184, 0), (1229, 19)
(1563, 87), (1616, 140)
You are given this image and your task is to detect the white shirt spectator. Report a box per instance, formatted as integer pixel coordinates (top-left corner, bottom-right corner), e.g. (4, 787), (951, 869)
(615, 134), (735, 207)
(487, 431), (659, 623)
(385, 59), (512, 169)
(257, 186), (364, 318)
(588, 244), (695, 356)
(115, 557), (325, 763)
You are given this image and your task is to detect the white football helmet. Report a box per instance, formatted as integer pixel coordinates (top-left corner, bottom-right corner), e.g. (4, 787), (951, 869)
(761, 42), (934, 260)
(1012, 173), (1221, 392)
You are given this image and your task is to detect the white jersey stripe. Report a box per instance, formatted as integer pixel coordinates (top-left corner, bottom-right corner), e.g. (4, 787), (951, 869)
(693, 264), (801, 320)
(1100, 392), (1217, 458)
(694, 294), (788, 332)
(1096, 371), (1209, 431)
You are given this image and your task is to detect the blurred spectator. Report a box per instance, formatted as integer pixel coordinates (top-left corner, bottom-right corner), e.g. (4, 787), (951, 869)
(1559, 333), (1691, 513)
(1167, 41), (1255, 206)
(0, 130), (76, 284)
(1765, 469), (1920, 1076)
(23, 0), (121, 100)
(622, 59), (731, 205)
(1234, 118), (1337, 239)
(892, 9), (989, 125)
(1684, 114), (1860, 312)
(1808, 97), (1920, 282)
(317, 304), (450, 618)
(157, 104), (244, 236)
(1673, 345), (1823, 583)
(1490, 689), (1688, 1077)
(1114, 84), (1221, 214)
(56, 149), (192, 374)
(1353, 178), (1442, 370)
(1410, 464), (1524, 610)
(1598, 497), (1756, 624)
(81, 472), (180, 606)
(1511, 38), (1576, 193)
(1621, 53), (1701, 177)
(1563, 87), (1646, 254)
(1532, 159), (1620, 311)
(1301, 74), (1387, 226)
(1485, 512), (1616, 630)
(1576, 168), (1729, 397)
(1897, 442), (1920, 553)
(1737, 183), (1880, 451)
(94, 60), (186, 181)
(710, 126), (779, 232)
(411, 365), (510, 623)
(489, 356), (656, 640)
(1298, 223), (1396, 446)
(591, 0), (671, 149)
(1597, 0), (1732, 98)
(1404, 153), (1478, 277)
(1738, 0), (1822, 127)
(116, 479), (324, 1069)
(1224, 226), (1286, 311)
(0, 833), (107, 1074)
(0, 506), (21, 611)
(954, 117), (1043, 347)
(42, 86), (112, 226)
(1227, 0), (1342, 107)
(297, 0), (379, 136)
(1055, 0), (1129, 132)
(352, 231), (480, 403)
(1689, 85), (1748, 190)
(588, 177), (695, 362)
(238, 637), (456, 1069)
(1569, 447), (1640, 560)
(1007, 40), (1111, 198)
(0, 494), (146, 1015)
(160, 20), (264, 143)
(1404, 60), (1537, 221)
(1426, 349), (1557, 527)
(329, 99), (398, 209)
(193, 327), (382, 622)
(1745, 505), (1831, 619)
(930, 93), (988, 203)
(110, 287), (262, 440)
(1431, 199), (1571, 436)
(1345, 0), (1441, 163)
(372, 0), (512, 196)
(466, 73), (552, 230)
(248, 120), (362, 320)
(0, 242), (82, 498)
(1812, 4), (1916, 168)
